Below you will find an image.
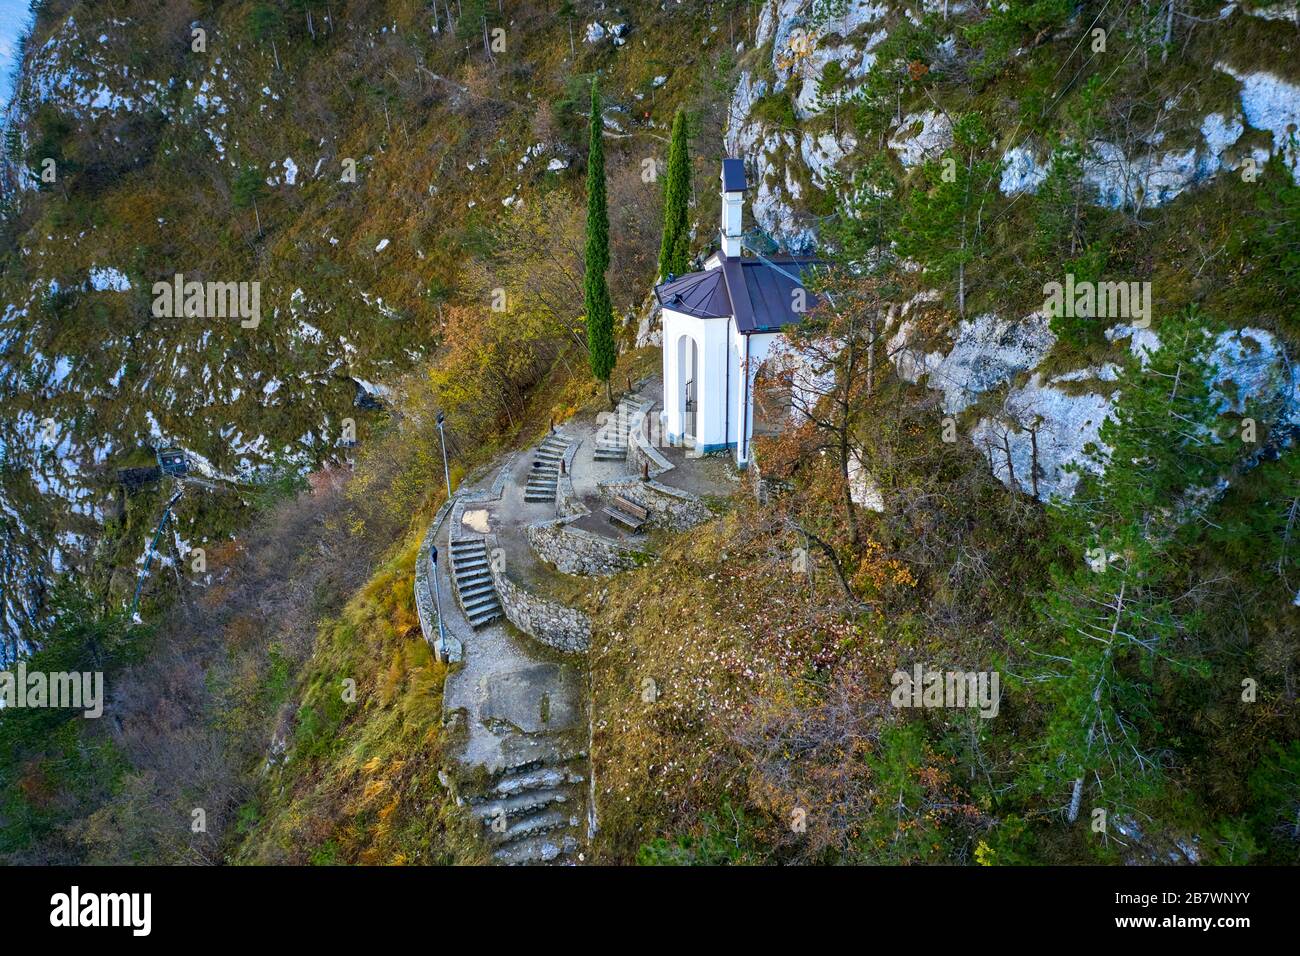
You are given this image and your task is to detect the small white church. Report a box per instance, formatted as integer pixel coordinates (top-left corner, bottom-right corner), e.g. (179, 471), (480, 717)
(654, 158), (823, 468)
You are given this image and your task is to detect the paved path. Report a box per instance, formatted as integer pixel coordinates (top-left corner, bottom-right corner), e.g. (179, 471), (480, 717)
(431, 376), (732, 863)
(438, 465), (590, 865)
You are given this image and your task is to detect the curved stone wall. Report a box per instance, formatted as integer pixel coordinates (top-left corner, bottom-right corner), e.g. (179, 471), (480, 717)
(526, 515), (646, 576)
(597, 476), (713, 531)
(486, 534), (592, 654)
(414, 495), (461, 663)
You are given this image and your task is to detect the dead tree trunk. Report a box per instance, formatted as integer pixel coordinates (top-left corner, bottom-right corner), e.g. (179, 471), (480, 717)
(1067, 581), (1125, 823)
(1028, 423), (1040, 499)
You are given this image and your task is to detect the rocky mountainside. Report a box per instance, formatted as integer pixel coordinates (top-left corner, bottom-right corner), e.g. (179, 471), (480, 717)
(1, 0), (1299, 870)
(0, 0), (720, 651)
(4, 2), (1297, 648)
(711, 0), (1300, 506)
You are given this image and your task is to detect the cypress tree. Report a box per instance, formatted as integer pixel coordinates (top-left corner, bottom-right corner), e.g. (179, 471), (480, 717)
(584, 75), (616, 404)
(657, 110), (691, 279)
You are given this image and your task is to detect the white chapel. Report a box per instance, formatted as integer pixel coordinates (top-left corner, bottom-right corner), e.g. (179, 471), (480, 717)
(654, 158), (823, 467)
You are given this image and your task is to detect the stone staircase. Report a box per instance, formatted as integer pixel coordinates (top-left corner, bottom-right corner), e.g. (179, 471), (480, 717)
(449, 537), (503, 628)
(524, 434), (570, 502)
(470, 752), (590, 864)
(593, 396), (644, 462)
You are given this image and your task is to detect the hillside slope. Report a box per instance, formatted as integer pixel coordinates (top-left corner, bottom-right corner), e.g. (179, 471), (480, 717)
(0, 0), (730, 648)
(1, 0), (1298, 867)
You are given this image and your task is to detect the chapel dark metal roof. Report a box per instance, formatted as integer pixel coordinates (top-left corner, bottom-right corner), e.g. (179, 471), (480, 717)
(722, 158), (748, 192)
(655, 253), (824, 333)
(653, 268), (732, 319)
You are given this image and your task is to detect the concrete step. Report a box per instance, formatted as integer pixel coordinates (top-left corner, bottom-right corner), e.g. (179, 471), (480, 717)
(461, 583), (499, 603)
(492, 767), (585, 798)
(489, 808), (579, 846)
(476, 788), (571, 825)
(458, 580), (495, 599)
(467, 607), (502, 628)
(455, 570), (492, 587)
(489, 750), (587, 783)
(463, 592), (500, 613)
(492, 833), (580, 866)
(456, 581), (493, 599)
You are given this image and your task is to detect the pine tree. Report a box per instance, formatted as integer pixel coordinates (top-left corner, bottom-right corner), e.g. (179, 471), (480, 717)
(1253, 153), (1300, 337)
(1025, 309), (1238, 826)
(657, 110), (691, 280)
(232, 165), (266, 237)
(584, 76), (617, 405)
(896, 113), (998, 317)
(247, 2), (285, 69)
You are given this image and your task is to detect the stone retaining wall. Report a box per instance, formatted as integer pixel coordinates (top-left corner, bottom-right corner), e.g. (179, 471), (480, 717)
(414, 495), (462, 663)
(555, 435), (584, 517)
(526, 515), (646, 576)
(598, 476), (713, 531)
(487, 531), (592, 653)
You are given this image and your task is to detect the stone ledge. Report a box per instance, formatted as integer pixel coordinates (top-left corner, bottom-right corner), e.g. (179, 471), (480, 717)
(415, 495), (462, 664)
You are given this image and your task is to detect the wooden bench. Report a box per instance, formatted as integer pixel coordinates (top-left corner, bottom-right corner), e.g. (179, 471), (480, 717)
(604, 495), (649, 532)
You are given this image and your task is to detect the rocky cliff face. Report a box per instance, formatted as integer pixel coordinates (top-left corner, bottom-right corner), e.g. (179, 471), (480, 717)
(722, 0), (1299, 502)
(729, 1), (1300, 245)
(0, 7), (467, 645)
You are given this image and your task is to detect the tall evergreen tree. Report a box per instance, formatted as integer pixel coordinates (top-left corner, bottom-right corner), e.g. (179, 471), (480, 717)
(657, 110), (691, 280)
(584, 76), (616, 404)
(1024, 309), (1239, 827)
(896, 113), (998, 317)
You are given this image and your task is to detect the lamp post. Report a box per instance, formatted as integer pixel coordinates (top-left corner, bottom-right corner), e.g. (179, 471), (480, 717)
(436, 410), (452, 499)
(430, 545), (448, 661)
